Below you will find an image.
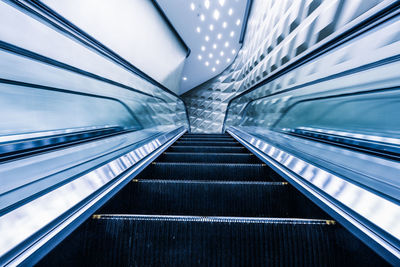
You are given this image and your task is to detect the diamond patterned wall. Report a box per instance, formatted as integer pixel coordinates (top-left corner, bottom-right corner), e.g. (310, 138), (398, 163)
(182, 0), (394, 133)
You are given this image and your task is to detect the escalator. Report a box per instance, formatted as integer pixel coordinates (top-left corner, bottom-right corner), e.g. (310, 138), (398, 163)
(37, 133), (388, 266)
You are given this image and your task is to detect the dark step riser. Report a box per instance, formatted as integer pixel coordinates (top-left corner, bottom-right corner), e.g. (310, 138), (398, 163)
(179, 138), (235, 141)
(175, 141), (241, 147)
(100, 181), (328, 218)
(139, 163), (280, 181)
(38, 218), (387, 267)
(168, 146), (247, 153)
(157, 153), (260, 163)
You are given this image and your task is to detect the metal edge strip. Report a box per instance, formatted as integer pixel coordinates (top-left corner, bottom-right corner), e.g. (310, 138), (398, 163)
(0, 127), (186, 266)
(227, 127), (400, 265)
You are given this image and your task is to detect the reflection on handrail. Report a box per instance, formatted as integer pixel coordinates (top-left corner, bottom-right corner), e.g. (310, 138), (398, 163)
(282, 127), (400, 161)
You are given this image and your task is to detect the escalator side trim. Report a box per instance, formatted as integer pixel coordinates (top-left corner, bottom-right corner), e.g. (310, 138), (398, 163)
(0, 127), (186, 266)
(227, 127), (400, 265)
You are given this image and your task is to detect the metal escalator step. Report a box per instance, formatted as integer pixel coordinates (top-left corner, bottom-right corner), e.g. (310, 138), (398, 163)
(168, 145), (247, 153)
(183, 134), (229, 137)
(139, 162), (280, 181)
(37, 215), (388, 267)
(99, 180), (328, 218)
(174, 141), (241, 146)
(179, 137), (235, 141)
(157, 152), (261, 163)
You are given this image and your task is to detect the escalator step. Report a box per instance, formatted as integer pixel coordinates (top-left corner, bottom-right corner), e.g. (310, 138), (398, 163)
(38, 215), (388, 267)
(168, 146), (247, 153)
(99, 180), (328, 218)
(179, 137), (235, 141)
(139, 162), (280, 181)
(157, 152), (261, 163)
(174, 141), (241, 146)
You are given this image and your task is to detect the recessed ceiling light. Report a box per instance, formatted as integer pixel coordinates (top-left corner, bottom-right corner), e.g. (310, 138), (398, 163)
(212, 67), (216, 72)
(219, 0), (225, 6)
(209, 53), (213, 58)
(213, 44), (217, 49)
(205, 35), (210, 41)
(190, 3), (195, 10)
(201, 46), (206, 51)
(183, 76), (187, 80)
(196, 27), (201, 33)
(198, 55), (202, 60)
(224, 41), (229, 47)
(200, 14), (205, 21)
(205, 61), (209, 66)
(217, 33), (222, 39)
(213, 10), (220, 20)
(216, 59), (220, 64)
(232, 49), (236, 54)
(230, 31), (234, 37)
(236, 19), (241, 26)
(220, 51), (224, 56)
(227, 58), (231, 63)
(228, 8), (233, 15)
(222, 21), (227, 28)
(209, 24), (214, 31)
(204, 0), (210, 9)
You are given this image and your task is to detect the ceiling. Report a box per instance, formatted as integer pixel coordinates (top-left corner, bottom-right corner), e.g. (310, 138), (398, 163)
(156, 0), (248, 95)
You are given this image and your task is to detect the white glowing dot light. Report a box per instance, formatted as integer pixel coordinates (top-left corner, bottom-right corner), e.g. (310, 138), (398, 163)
(216, 60), (220, 64)
(198, 55), (202, 60)
(224, 41), (229, 47)
(222, 21), (227, 28)
(212, 67), (216, 72)
(196, 27), (201, 33)
(219, 0), (225, 7)
(228, 8), (233, 16)
(217, 33), (222, 39)
(227, 58), (231, 63)
(213, 10), (220, 20)
(236, 19), (241, 26)
(201, 46), (206, 51)
(213, 44), (217, 49)
(209, 53), (213, 58)
(200, 14), (205, 21)
(204, 0), (210, 9)
(232, 49), (236, 54)
(205, 61), (209, 66)
(230, 31), (234, 37)
(183, 77), (187, 80)
(205, 35), (210, 41)
(190, 3), (195, 10)
(209, 24), (214, 31)
(220, 51), (224, 56)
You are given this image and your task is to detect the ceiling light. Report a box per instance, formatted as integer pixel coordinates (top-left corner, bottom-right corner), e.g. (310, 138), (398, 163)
(198, 55), (202, 60)
(212, 67), (216, 72)
(216, 59), (220, 64)
(190, 3), (195, 10)
(204, 0), (210, 9)
(213, 44), (217, 49)
(228, 8), (233, 15)
(205, 61), (209, 66)
(230, 31), (234, 37)
(205, 35), (210, 41)
(200, 14), (205, 21)
(219, 0), (225, 6)
(220, 51), (224, 56)
(217, 33), (222, 39)
(236, 19), (241, 26)
(209, 24), (214, 31)
(224, 41), (229, 47)
(222, 21), (227, 28)
(213, 10), (220, 20)
(201, 46), (206, 51)
(227, 58), (231, 63)
(232, 49), (236, 54)
(209, 53), (213, 58)
(183, 77), (187, 80)
(196, 27), (201, 33)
